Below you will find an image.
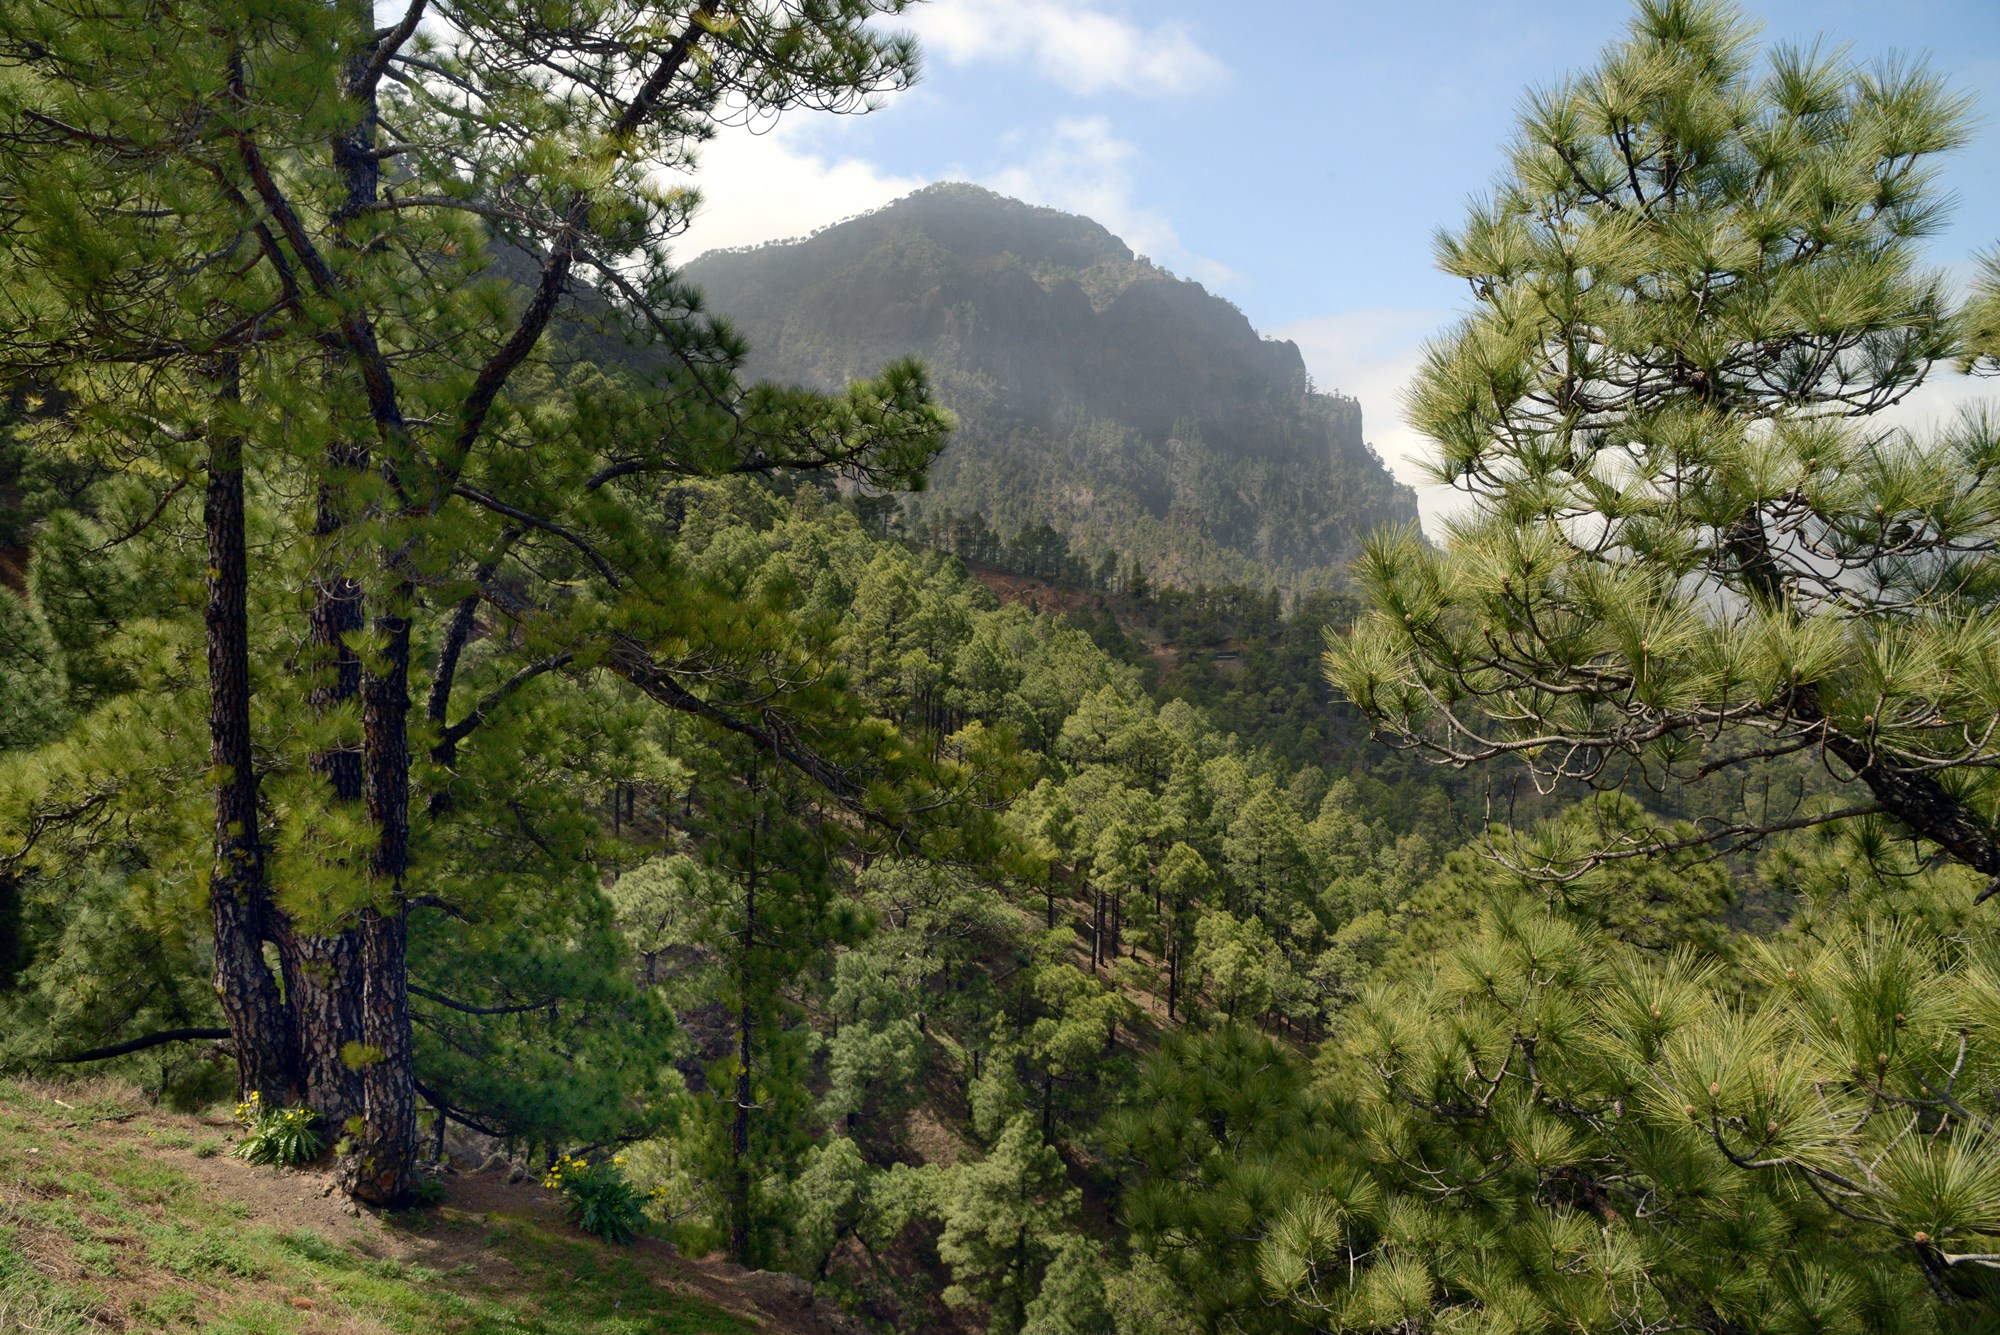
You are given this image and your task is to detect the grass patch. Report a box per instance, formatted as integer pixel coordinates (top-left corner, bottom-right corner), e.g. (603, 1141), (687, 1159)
(266, 1226), (348, 1267)
(0, 1231), (32, 1285)
(127, 1289), (201, 1328)
(13, 1195), (93, 1244)
(145, 1225), (266, 1280)
(69, 1237), (118, 1278)
(0, 1286), (98, 1335)
(105, 1154), (199, 1209)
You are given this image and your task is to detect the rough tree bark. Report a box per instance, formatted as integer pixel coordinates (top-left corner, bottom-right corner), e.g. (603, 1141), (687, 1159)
(349, 594), (418, 1204)
(203, 354), (293, 1103)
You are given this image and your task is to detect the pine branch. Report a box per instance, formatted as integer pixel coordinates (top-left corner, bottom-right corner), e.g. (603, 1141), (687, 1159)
(353, 0), (429, 101)
(436, 653), (575, 752)
(409, 984), (551, 1016)
(51, 1027), (231, 1064)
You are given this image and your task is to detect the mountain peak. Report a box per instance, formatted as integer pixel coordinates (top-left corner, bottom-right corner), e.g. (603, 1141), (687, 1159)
(694, 181), (1141, 280)
(681, 186), (1416, 588)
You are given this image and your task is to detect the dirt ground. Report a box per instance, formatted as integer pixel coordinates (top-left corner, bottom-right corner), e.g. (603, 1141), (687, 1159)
(2, 1081), (861, 1335)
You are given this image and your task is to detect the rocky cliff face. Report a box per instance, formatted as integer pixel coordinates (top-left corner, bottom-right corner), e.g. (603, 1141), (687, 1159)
(683, 183), (1416, 588)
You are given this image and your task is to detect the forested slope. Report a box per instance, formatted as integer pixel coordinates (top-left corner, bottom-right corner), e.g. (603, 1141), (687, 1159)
(11, 458), (1996, 1331)
(3, 1), (2000, 1333)
(683, 185), (1418, 590)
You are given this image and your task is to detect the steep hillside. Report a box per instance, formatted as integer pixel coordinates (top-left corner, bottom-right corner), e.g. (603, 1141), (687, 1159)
(682, 184), (1417, 589)
(0, 1079), (850, 1334)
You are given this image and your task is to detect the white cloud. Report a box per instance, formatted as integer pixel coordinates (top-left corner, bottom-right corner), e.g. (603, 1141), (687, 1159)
(1868, 254), (2000, 449)
(1873, 367), (1999, 442)
(983, 116), (1235, 288)
(1275, 309), (1464, 539)
(1277, 311), (2000, 545)
(906, 0), (1225, 96)
(673, 110), (1237, 294)
(671, 116), (929, 261)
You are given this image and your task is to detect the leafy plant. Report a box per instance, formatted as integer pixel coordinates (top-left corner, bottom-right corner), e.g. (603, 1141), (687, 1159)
(544, 1154), (647, 1246)
(230, 1092), (323, 1169)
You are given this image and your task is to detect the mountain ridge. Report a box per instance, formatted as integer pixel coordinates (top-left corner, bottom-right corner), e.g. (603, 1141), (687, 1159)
(683, 183), (1418, 589)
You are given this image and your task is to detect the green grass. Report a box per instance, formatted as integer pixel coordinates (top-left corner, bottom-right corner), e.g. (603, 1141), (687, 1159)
(0, 1081), (750, 1334)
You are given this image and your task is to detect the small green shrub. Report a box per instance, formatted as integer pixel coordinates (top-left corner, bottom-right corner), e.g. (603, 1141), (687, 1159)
(412, 1176), (448, 1207)
(230, 1092), (323, 1168)
(543, 1153), (645, 1246)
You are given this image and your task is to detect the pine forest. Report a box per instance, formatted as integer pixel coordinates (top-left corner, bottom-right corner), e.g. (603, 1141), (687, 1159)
(2, 1), (1999, 1332)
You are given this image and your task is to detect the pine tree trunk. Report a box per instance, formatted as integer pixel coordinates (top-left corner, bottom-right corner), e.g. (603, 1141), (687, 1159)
(1091, 888), (1103, 971)
(253, 1), (415, 1207)
(279, 928), (363, 1130)
(730, 878), (756, 1261)
(343, 904), (414, 1203)
(730, 789), (759, 1264)
(731, 980), (753, 1262)
(0, 873), (24, 989)
(204, 356), (292, 1104)
(275, 435), (371, 1143)
(344, 605), (417, 1205)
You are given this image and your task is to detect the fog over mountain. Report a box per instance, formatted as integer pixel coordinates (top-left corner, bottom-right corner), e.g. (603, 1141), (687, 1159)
(683, 183), (1417, 589)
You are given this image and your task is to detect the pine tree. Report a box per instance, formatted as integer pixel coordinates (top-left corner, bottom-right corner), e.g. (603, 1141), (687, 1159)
(1155, 841), (1211, 1020)
(1113, 1025), (1333, 1333)
(1304, 850), (2000, 1330)
(934, 1113), (1083, 1334)
(0, 0), (955, 1203)
(1326, 0), (2000, 890)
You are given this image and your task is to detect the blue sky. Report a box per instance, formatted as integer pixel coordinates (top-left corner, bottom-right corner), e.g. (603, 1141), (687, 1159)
(679, 0), (2000, 532)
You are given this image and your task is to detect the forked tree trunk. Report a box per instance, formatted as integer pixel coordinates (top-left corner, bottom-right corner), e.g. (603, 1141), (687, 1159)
(320, 2), (417, 1205)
